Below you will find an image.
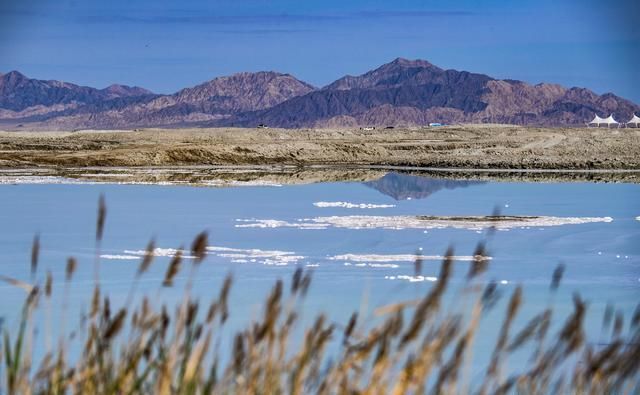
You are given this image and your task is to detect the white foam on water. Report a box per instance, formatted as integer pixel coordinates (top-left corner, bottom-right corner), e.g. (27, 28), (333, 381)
(235, 215), (613, 231)
(313, 201), (396, 209)
(329, 253), (491, 263)
(100, 254), (140, 260)
(500, 280), (509, 285)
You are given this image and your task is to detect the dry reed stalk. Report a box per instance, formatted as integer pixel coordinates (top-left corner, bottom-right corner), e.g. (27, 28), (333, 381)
(162, 248), (182, 287)
(30, 234), (39, 282)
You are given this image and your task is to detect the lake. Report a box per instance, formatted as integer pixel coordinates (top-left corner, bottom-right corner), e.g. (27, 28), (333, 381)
(0, 170), (638, 378)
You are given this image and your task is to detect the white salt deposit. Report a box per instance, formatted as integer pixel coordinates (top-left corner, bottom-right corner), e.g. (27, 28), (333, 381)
(206, 245), (304, 266)
(123, 248), (196, 259)
(235, 215), (613, 231)
(329, 253), (491, 263)
(201, 180), (282, 187)
(385, 275), (438, 282)
(100, 254), (140, 260)
(0, 176), (99, 185)
(313, 201), (396, 209)
(366, 263), (400, 268)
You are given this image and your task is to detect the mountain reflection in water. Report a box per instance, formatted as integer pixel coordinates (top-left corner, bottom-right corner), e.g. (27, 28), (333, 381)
(364, 172), (485, 200)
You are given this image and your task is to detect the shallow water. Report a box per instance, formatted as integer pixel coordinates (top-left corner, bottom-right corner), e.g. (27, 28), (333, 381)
(0, 172), (638, 377)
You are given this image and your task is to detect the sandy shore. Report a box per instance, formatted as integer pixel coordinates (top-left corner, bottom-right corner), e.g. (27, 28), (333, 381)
(1, 125), (639, 181)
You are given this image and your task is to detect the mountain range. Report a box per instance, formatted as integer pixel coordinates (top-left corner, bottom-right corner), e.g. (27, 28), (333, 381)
(1, 58), (638, 129)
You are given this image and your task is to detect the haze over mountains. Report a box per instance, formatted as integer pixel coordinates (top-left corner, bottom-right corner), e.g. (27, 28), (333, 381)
(1, 58), (638, 130)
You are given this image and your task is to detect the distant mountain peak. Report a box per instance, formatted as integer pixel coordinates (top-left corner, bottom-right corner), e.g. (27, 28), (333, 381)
(4, 70), (26, 78)
(324, 57), (447, 91)
(169, 70), (315, 113)
(102, 84), (153, 97)
(2, 70), (27, 84)
(387, 57), (437, 68)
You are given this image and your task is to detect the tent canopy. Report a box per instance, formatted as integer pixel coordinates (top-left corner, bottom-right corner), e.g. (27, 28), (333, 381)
(589, 114), (618, 125)
(627, 114), (640, 124)
(589, 115), (605, 124)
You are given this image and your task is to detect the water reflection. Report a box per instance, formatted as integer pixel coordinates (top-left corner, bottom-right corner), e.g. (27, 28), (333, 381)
(364, 172), (485, 200)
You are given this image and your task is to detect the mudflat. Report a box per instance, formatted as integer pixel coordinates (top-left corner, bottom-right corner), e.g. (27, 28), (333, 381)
(1, 125), (639, 171)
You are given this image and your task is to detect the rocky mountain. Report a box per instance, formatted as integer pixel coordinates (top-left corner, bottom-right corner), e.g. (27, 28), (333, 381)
(107, 71), (316, 127)
(1, 59), (638, 129)
(0, 71), (155, 120)
(0, 71), (314, 129)
(231, 58), (638, 128)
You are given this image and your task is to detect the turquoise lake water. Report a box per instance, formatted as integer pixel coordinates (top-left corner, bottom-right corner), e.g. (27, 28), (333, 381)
(0, 172), (638, 377)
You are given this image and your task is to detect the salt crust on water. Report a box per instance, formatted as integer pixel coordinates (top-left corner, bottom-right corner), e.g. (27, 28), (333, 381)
(206, 246), (303, 266)
(0, 176), (98, 185)
(100, 254), (141, 260)
(103, 245), (304, 266)
(313, 201), (396, 209)
(384, 275), (438, 282)
(123, 248), (197, 259)
(331, 254), (491, 263)
(0, 175), (282, 187)
(235, 215), (613, 231)
(384, 275), (511, 284)
(345, 262), (400, 268)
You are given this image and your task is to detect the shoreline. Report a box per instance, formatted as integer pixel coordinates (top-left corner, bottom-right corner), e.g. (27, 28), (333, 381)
(1, 126), (639, 183)
(1, 164), (638, 185)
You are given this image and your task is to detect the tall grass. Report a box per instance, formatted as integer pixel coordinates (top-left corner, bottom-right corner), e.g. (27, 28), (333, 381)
(1, 198), (639, 394)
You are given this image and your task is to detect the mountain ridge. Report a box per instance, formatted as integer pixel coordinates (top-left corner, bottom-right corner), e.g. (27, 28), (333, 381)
(1, 59), (638, 129)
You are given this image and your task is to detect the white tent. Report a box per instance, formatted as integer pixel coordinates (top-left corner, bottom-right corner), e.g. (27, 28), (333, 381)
(588, 114), (619, 128)
(627, 113), (640, 127)
(603, 115), (619, 128)
(588, 114), (606, 126)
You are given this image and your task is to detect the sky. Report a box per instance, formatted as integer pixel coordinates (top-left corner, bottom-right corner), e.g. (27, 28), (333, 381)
(0, 0), (638, 102)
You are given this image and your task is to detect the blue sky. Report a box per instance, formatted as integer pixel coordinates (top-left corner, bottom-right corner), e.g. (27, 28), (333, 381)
(1, 0), (638, 102)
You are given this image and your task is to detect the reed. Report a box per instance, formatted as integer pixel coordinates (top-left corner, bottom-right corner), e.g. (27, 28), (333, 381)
(0, 198), (638, 394)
